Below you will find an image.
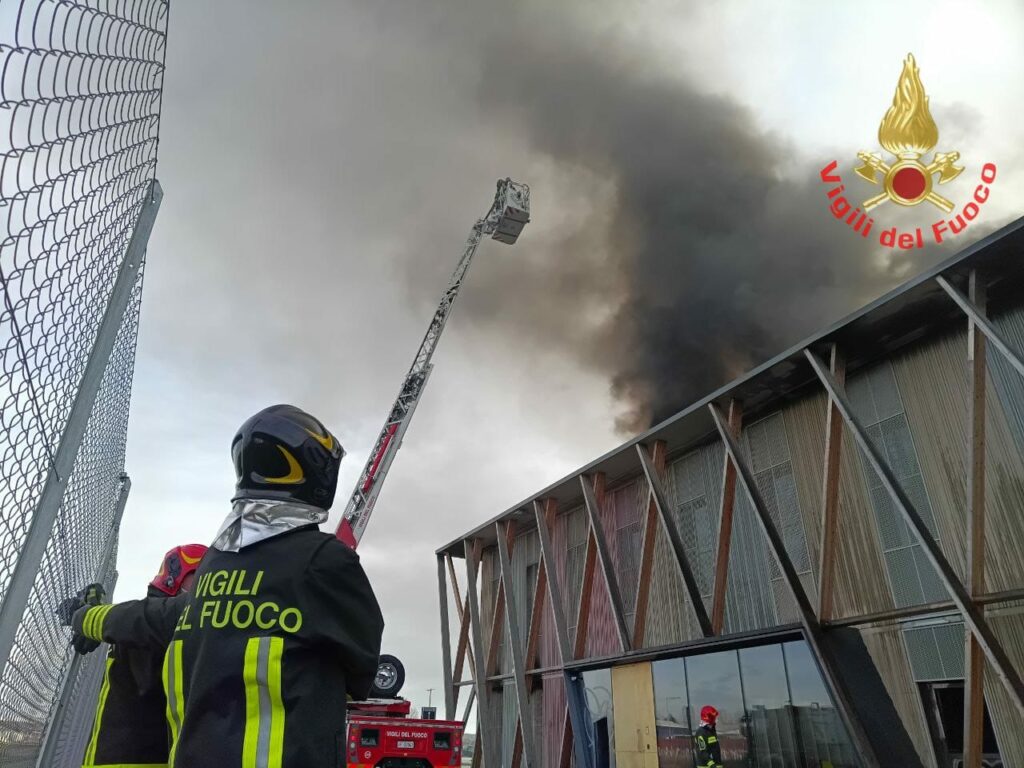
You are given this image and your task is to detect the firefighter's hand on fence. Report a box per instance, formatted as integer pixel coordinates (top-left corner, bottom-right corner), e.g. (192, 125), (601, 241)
(58, 582), (106, 628)
(70, 605), (103, 655)
(57, 597), (81, 627)
(79, 582), (106, 606)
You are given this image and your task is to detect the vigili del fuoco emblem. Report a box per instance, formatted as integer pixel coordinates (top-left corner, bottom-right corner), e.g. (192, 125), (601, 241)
(855, 53), (962, 212)
(820, 52), (996, 249)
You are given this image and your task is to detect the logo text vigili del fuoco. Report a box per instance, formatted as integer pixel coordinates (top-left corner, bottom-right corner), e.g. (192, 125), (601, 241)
(821, 54), (995, 249)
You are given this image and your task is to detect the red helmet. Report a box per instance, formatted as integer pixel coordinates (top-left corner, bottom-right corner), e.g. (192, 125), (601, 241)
(700, 705), (719, 723)
(149, 544), (208, 596)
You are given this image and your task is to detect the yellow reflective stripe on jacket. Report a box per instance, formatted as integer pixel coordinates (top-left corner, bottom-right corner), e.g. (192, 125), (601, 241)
(242, 636), (285, 768)
(163, 640), (185, 767)
(706, 735), (718, 743)
(82, 657), (114, 766)
(86, 764), (168, 767)
(267, 638), (284, 762)
(84, 605), (114, 641)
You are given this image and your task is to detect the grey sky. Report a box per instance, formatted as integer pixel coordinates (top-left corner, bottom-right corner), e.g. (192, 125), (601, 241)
(114, 0), (1024, 718)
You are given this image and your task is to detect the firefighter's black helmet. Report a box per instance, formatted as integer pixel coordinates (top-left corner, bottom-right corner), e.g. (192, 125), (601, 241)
(232, 404), (345, 509)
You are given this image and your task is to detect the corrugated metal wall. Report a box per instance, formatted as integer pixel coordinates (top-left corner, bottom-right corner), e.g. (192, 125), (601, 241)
(985, 602), (1024, 768)
(784, 386), (940, 767)
(858, 623), (938, 767)
(891, 325), (1024, 764)
(667, 442), (724, 610)
(501, 681), (517, 766)
(642, 440), (725, 647)
(604, 481), (645, 630)
(784, 391), (896, 619)
(559, 505), (588, 654)
(541, 673), (566, 766)
(584, 558), (620, 659)
(504, 529), (540, 676)
(481, 546), (499, 671)
(847, 362), (949, 609)
(720, 412), (817, 633)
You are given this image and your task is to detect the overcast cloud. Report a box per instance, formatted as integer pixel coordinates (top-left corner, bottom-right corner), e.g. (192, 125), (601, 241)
(114, 0), (1024, 719)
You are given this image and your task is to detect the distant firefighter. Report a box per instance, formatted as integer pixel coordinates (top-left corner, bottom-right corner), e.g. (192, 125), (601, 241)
(695, 705), (723, 768)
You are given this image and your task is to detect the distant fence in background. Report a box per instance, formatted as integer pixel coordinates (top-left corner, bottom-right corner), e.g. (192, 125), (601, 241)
(0, 1), (166, 765)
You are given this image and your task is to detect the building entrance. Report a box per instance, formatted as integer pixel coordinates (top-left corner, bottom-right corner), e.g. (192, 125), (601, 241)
(921, 681), (1002, 767)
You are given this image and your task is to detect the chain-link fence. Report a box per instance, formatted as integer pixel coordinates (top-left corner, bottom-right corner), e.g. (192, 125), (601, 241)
(0, 0), (167, 763)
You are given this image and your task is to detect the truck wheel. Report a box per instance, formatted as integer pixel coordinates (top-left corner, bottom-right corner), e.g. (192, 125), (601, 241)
(370, 654), (405, 698)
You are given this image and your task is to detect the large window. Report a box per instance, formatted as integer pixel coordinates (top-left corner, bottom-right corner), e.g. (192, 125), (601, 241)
(652, 640), (860, 768)
(741, 644), (797, 767)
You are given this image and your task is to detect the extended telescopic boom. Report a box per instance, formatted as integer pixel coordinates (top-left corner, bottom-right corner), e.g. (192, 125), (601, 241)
(336, 179), (530, 548)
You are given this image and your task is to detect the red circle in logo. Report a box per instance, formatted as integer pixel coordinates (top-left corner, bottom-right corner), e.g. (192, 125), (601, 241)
(892, 166), (927, 200)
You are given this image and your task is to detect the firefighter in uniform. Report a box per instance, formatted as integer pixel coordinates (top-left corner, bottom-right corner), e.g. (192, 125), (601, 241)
(695, 704), (723, 768)
(72, 404), (385, 768)
(72, 544), (207, 768)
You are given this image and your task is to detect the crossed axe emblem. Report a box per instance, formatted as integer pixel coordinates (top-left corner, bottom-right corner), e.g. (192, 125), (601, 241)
(855, 151), (963, 212)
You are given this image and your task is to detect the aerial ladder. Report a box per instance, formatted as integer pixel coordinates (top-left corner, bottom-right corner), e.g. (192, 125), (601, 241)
(335, 178), (530, 549)
(340, 180), (529, 765)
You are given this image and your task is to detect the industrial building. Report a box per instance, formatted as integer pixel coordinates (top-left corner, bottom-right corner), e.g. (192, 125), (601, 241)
(436, 216), (1024, 768)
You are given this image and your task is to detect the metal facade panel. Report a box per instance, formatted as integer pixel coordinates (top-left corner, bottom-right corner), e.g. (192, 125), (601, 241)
(666, 441), (724, 606)
(607, 481), (644, 625)
(512, 529), (540, 652)
(529, 682), (544, 767)
(723, 487), (778, 632)
(892, 322), (1024, 760)
(847, 362), (949, 609)
(559, 506), (587, 652)
(786, 391), (892, 618)
(895, 326), (1024, 595)
(889, 329), (972, 577)
(642, 441), (725, 648)
(984, 606), (1024, 767)
(710, 411), (819, 634)
(859, 624), (939, 768)
(541, 673), (566, 767)
(641, 522), (688, 649)
(501, 681), (518, 767)
(538, 579), (559, 670)
(990, 305), (1024, 453)
(584, 559), (620, 660)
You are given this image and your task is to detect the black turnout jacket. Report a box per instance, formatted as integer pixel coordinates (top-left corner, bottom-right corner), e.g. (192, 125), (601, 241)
(80, 640), (170, 767)
(83, 526), (384, 768)
(695, 722), (723, 767)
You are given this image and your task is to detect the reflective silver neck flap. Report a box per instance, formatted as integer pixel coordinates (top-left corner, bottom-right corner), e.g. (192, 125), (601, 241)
(211, 499), (328, 552)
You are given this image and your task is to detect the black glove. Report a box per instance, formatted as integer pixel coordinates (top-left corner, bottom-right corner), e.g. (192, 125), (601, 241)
(71, 605), (101, 655)
(58, 582), (107, 626)
(80, 583), (106, 606)
(68, 583), (108, 656)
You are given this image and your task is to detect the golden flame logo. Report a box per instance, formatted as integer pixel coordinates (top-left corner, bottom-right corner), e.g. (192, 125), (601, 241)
(855, 53), (962, 212)
(878, 55), (938, 157)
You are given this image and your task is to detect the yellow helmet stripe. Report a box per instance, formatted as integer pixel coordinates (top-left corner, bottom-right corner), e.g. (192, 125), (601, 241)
(261, 446), (305, 484)
(304, 428), (334, 452)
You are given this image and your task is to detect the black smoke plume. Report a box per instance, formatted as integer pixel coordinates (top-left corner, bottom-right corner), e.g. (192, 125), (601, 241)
(454, 13), (962, 433)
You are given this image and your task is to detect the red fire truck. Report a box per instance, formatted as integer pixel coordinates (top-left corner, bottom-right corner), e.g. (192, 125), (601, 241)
(346, 699), (465, 768)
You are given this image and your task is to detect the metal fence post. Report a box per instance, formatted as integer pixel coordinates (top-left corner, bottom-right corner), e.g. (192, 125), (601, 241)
(36, 475), (131, 768)
(0, 182), (161, 688)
